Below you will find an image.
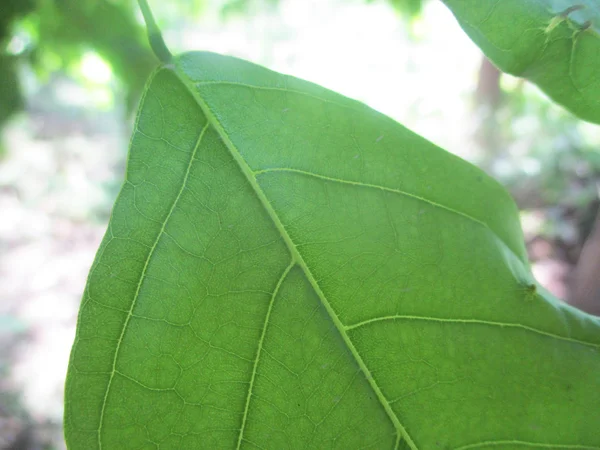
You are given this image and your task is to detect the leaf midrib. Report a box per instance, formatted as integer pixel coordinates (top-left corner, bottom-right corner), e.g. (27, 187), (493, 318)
(172, 66), (417, 450)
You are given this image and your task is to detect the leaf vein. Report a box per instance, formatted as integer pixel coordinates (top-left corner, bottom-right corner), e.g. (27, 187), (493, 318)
(455, 439), (600, 450)
(253, 167), (488, 231)
(344, 315), (600, 348)
(195, 80), (365, 113)
(236, 261), (295, 449)
(96, 119), (210, 449)
(176, 68), (419, 450)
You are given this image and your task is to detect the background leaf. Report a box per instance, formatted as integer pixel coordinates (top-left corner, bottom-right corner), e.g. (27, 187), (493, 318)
(64, 52), (600, 449)
(442, 0), (600, 124)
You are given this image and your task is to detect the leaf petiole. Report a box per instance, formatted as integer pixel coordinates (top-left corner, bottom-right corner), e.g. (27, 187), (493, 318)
(137, 0), (172, 64)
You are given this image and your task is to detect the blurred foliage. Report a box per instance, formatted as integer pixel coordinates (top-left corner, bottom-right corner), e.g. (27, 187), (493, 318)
(377, 0), (423, 18)
(0, 53), (23, 127)
(221, 0), (279, 17)
(0, 0), (37, 43)
(472, 70), (600, 261)
(34, 0), (155, 106)
(222, 0), (425, 20)
(0, 0), (157, 130)
(484, 80), (599, 207)
(0, 0), (36, 128)
(0, 0), (427, 133)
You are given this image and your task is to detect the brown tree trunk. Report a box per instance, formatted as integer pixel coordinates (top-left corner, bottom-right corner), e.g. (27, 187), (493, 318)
(475, 57), (502, 108)
(569, 209), (600, 316)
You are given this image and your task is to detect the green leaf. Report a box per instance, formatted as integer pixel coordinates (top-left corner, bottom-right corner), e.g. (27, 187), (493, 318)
(389, 0), (424, 18)
(441, 0), (600, 124)
(64, 52), (600, 449)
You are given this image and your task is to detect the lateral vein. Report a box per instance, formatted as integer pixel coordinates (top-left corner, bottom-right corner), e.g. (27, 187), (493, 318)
(454, 439), (600, 450)
(254, 167), (487, 230)
(236, 261), (295, 449)
(344, 315), (600, 349)
(96, 113), (210, 448)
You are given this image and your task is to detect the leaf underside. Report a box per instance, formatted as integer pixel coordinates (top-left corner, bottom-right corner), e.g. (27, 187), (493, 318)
(442, 0), (600, 124)
(64, 52), (600, 450)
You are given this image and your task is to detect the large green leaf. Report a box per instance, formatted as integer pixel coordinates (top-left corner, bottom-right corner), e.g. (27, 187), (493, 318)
(64, 52), (600, 449)
(442, 0), (600, 124)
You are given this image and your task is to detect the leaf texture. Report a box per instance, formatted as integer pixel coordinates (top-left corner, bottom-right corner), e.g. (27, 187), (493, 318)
(64, 52), (600, 449)
(442, 0), (600, 124)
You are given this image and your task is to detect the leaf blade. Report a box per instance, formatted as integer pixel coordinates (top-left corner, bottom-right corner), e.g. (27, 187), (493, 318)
(65, 52), (600, 450)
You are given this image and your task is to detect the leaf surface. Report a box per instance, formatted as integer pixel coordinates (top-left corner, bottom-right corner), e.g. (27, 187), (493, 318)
(442, 0), (600, 124)
(65, 52), (600, 450)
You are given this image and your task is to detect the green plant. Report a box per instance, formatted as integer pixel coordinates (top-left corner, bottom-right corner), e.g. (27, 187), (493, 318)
(64, 1), (600, 449)
(0, 0), (153, 127)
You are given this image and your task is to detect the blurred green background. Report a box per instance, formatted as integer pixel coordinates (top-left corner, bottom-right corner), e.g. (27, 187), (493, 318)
(1, 0), (599, 448)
